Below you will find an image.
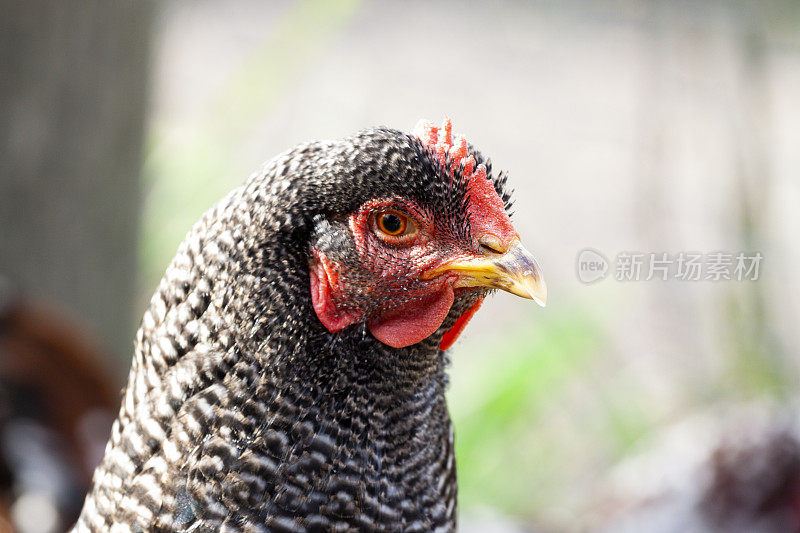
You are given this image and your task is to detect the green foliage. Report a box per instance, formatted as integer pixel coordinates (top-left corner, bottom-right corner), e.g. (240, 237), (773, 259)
(722, 288), (790, 399)
(447, 310), (604, 516)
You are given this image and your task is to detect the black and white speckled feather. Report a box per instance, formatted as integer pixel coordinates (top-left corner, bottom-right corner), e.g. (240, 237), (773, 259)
(74, 127), (513, 532)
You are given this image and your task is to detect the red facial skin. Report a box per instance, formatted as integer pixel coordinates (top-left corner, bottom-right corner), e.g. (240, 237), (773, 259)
(311, 198), (457, 348)
(310, 118), (519, 349)
(310, 191), (517, 349)
(310, 249), (362, 333)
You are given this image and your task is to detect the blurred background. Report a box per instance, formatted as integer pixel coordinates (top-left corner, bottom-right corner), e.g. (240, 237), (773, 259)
(1, 1), (800, 531)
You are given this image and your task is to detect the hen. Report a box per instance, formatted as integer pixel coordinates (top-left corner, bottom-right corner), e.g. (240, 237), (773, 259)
(75, 118), (546, 532)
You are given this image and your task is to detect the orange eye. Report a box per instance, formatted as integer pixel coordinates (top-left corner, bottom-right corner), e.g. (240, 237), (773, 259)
(375, 210), (416, 239)
(378, 212), (406, 235)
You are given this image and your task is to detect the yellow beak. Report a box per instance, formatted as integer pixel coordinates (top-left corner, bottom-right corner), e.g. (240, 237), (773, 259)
(424, 240), (547, 306)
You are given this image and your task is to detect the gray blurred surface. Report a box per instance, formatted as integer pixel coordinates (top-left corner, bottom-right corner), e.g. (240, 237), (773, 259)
(0, 1), (153, 372)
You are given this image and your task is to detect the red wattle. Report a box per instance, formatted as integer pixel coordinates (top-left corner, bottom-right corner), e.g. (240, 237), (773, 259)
(367, 285), (455, 349)
(439, 297), (483, 351)
(310, 252), (361, 333)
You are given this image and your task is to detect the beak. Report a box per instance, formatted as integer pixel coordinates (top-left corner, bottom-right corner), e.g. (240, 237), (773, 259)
(425, 240), (547, 307)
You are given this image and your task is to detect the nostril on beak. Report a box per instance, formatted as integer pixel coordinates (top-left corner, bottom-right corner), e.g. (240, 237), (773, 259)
(478, 235), (507, 255)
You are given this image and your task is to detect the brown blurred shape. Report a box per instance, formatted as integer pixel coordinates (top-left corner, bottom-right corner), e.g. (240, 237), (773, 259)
(0, 290), (118, 532)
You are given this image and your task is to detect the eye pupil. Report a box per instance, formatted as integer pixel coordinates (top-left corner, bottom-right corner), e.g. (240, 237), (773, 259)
(381, 214), (403, 234)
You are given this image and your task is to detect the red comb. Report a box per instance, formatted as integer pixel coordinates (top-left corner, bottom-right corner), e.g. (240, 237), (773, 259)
(413, 117), (486, 184)
(413, 116), (516, 246)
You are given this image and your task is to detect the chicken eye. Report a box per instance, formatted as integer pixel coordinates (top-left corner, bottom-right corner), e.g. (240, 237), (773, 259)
(374, 210), (417, 240)
(379, 213), (405, 235)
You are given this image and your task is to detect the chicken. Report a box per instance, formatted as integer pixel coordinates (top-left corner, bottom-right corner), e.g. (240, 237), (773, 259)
(74, 118), (546, 532)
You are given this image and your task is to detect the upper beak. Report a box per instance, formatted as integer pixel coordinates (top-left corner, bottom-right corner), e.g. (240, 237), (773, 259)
(424, 240), (547, 307)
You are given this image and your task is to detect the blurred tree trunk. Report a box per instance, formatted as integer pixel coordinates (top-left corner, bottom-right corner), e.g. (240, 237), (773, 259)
(0, 1), (153, 377)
